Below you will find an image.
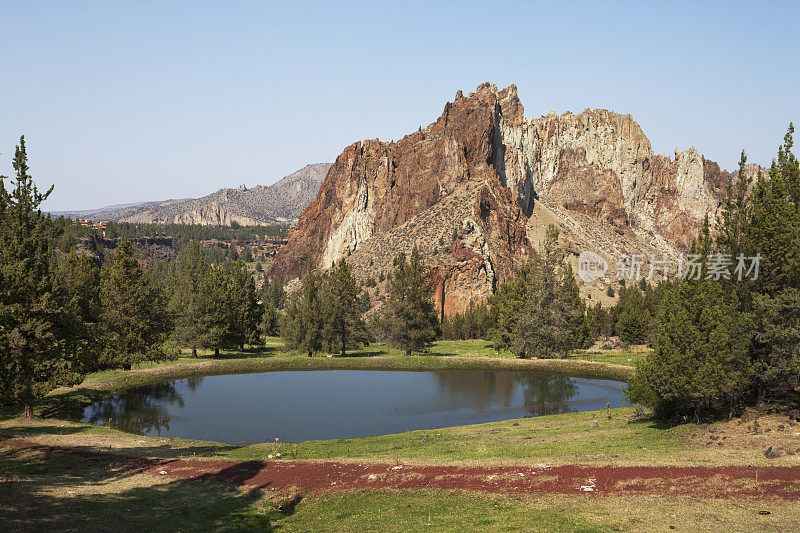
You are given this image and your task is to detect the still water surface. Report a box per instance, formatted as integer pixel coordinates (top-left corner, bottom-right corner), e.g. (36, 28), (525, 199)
(82, 370), (627, 443)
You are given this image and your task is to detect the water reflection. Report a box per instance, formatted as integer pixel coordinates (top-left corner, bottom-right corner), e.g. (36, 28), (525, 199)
(84, 377), (204, 435)
(431, 372), (579, 417)
(82, 371), (625, 443)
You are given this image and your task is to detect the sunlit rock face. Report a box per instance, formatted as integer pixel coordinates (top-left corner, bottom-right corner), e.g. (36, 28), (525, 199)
(270, 83), (726, 316)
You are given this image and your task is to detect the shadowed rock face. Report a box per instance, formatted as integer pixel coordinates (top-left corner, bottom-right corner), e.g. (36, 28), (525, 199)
(270, 83), (728, 317)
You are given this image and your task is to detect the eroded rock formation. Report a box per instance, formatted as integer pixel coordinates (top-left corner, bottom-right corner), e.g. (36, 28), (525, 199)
(270, 83), (729, 317)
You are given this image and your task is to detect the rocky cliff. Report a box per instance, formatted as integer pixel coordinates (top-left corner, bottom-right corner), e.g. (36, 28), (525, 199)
(270, 84), (730, 316)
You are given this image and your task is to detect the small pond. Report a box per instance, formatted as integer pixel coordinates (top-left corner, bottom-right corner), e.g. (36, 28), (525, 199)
(82, 370), (627, 444)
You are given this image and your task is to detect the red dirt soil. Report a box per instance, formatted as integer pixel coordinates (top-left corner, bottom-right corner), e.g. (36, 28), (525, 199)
(4, 438), (800, 500)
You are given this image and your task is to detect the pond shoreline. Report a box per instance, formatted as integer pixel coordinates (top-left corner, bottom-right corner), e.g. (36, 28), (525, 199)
(29, 354), (633, 421)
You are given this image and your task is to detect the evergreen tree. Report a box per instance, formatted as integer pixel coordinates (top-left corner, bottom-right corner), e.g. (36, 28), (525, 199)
(511, 226), (590, 358)
(261, 279), (285, 310)
(282, 260), (324, 356)
(98, 238), (172, 370)
(717, 150), (753, 261)
(614, 286), (652, 344)
(201, 263), (235, 356)
(260, 301), (281, 338)
(487, 262), (530, 349)
(227, 261), (260, 349)
(628, 280), (750, 420)
(0, 137), (81, 418)
(53, 251), (102, 372)
(321, 259), (367, 356)
(169, 242), (210, 357)
(752, 289), (800, 403)
(748, 129), (800, 295)
(384, 247), (439, 355)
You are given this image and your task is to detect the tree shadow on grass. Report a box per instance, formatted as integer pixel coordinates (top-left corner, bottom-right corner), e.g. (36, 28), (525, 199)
(0, 447), (287, 532)
(2, 423), (242, 460)
(335, 345), (394, 358)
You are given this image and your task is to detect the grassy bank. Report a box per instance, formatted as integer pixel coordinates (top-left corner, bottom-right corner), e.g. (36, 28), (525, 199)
(2, 445), (797, 532)
(16, 339), (634, 421)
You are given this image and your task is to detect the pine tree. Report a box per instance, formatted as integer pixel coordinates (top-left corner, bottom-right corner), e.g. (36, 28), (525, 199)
(628, 280), (750, 420)
(511, 226), (589, 358)
(614, 286), (652, 344)
(748, 127), (800, 295)
(752, 289), (800, 403)
(202, 262), (234, 356)
(169, 241), (210, 357)
(260, 301), (281, 338)
(384, 247), (439, 355)
(98, 238), (172, 370)
(227, 261), (260, 349)
(0, 137), (81, 418)
(282, 260), (324, 356)
(321, 259), (367, 356)
(53, 250), (102, 372)
(487, 262), (531, 349)
(717, 150), (753, 260)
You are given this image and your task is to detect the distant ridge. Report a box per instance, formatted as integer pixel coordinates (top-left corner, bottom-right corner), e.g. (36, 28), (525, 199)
(53, 163), (332, 226)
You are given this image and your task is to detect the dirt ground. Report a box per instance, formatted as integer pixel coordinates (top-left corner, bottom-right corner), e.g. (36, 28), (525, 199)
(4, 438), (800, 500)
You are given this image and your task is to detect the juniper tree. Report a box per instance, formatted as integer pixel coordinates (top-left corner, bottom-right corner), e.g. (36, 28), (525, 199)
(202, 262), (235, 356)
(628, 279), (750, 420)
(282, 260), (324, 357)
(0, 137), (82, 418)
(260, 300), (281, 337)
(321, 259), (367, 357)
(227, 261), (261, 349)
(384, 247), (439, 355)
(511, 226), (590, 358)
(98, 237), (172, 370)
(169, 241), (210, 357)
(53, 250), (102, 372)
(746, 125), (800, 403)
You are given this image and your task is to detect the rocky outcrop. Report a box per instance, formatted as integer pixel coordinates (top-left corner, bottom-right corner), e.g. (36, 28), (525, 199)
(69, 163), (331, 226)
(270, 83), (729, 316)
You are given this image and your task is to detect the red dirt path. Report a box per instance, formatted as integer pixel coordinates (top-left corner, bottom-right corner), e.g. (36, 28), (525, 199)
(4, 438), (800, 500)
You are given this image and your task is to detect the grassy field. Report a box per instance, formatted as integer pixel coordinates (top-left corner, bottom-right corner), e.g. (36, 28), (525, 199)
(2, 446), (797, 532)
(5, 338), (795, 531)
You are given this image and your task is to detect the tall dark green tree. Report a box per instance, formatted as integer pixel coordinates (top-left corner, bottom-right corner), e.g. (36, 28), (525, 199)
(53, 250), (102, 372)
(282, 260), (324, 356)
(0, 137), (81, 418)
(321, 259), (367, 357)
(384, 247), (439, 355)
(487, 262), (531, 349)
(99, 238), (172, 370)
(227, 261), (261, 349)
(202, 262), (235, 356)
(746, 125), (800, 403)
(717, 151), (753, 261)
(614, 286), (653, 345)
(168, 241), (210, 357)
(628, 279), (750, 420)
(511, 226), (590, 358)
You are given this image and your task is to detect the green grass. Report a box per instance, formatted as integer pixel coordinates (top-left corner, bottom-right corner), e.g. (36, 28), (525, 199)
(0, 446), (275, 532)
(4, 446), (798, 532)
(10, 339), (631, 421)
(2, 405), (699, 467)
(231, 406), (693, 465)
(273, 490), (609, 532)
(567, 349), (647, 367)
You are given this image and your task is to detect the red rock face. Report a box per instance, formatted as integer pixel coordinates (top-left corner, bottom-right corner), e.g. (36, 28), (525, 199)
(270, 83), (727, 317)
(269, 83), (533, 286)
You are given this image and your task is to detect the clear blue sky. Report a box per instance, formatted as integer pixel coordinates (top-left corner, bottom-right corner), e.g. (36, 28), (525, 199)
(1, 1), (797, 211)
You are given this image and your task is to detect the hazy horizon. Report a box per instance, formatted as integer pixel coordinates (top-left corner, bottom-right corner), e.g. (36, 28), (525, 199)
(2, 1), (798, 211)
